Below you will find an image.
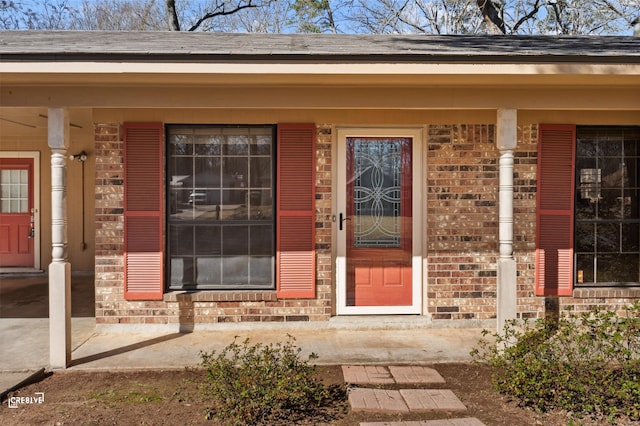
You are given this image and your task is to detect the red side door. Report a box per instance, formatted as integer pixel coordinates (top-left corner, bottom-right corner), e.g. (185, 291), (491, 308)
(0, 158), (34, 267)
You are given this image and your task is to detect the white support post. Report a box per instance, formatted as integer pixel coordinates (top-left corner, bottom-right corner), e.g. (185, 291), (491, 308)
(48, 107), (72, 369)
(496, 108), (518, 332)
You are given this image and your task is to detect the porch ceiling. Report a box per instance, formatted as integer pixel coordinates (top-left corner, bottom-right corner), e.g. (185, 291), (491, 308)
(0, 107), (92, 137)
(1, 85), (638, 111)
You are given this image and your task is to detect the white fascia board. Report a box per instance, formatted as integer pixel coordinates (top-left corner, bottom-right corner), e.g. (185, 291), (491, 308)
(1, 61), (639, 77)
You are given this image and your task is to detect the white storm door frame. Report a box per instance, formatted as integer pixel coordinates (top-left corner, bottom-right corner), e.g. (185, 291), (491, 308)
(335, 127), (423, 315)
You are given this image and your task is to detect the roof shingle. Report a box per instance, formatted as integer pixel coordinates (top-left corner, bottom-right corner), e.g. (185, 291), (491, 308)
(0, 31), (638, 63)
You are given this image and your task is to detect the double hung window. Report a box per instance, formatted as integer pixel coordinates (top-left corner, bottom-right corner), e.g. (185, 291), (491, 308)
(575, 127), (639, 286)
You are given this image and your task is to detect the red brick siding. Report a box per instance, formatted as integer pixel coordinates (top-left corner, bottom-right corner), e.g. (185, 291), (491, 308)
(426, 124), (498, 320)
(94, 123), (125, 323)
(514, 125), (544, 319)
(566, 288), (640, 316)
(315, 125), (334, 316)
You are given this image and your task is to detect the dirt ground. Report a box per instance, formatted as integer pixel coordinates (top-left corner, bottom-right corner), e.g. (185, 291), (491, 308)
(1, 363), (635, 425)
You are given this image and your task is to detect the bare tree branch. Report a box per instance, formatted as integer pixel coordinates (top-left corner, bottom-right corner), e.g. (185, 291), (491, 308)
(187, 1), (262, 32)
(3, 0), (638, 35)
(166, 0), (180, 31)
(550, 1), (568, 34)
(354, 0), (412, 34)
(325, 2), (338, 33)
(395, 1), (432, 33)
(511, 0), (545, 33)
(477, 0), (506, 34)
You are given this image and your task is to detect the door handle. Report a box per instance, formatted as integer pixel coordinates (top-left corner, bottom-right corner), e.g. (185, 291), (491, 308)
(339, 213), (350, 231)
(28, 212), (35, 238)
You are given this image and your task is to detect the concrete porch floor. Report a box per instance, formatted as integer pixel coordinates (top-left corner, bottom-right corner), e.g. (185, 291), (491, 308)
(0, 273), (492, 397)
(0, 272), (95, 319)
(0, 273), (96, 371)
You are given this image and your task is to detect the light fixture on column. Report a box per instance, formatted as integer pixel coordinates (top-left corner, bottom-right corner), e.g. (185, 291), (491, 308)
(69, 151), (88, 250)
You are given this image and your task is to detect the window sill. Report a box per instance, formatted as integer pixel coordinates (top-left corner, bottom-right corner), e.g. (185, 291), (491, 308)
(164, 290), (278, 303)
(572, 287), (640, 299)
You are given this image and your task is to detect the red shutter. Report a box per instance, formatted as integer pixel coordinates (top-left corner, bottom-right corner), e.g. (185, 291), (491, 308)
(123, 123), (164, 300)
(535, 124), (575, 296)
(276, 123), (316, 298)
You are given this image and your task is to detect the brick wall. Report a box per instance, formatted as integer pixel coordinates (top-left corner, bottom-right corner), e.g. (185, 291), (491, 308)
(564, 288), (640, 316)
(94, 123), (126, 324)
(315, 125), (334, 317)
(514, 125), (544, 319)
(94, 122), (332, 326)
(425, 124), (499, 320)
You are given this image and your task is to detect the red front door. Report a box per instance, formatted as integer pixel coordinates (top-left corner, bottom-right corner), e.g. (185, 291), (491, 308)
(346, 137), (412, 306)
(0, 158), (34, 267)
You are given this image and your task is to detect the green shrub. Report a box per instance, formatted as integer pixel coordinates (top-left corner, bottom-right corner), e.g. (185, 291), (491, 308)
(199, 335), (331, 425)
(472, 302), (640, 422)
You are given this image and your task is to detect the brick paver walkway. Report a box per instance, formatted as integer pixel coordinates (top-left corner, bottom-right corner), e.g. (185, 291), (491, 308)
(349, 388), (410, 413)
(399, 389), (467, 412)
(349, 388), (467, 412)
(342, 365), (486, 426)
(342, 365), (445, 385)
(389, 366), (446, 384)
(360, 418), (485, 426)
(342, 365), (396, 384)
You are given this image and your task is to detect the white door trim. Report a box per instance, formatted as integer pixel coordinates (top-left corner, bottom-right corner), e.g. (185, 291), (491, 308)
(335, 127), (423, 315)
(1, 151), (41, 270)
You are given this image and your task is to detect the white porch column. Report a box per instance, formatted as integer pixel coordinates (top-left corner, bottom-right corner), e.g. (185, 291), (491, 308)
(496, 108), (518, 332)
(48, 108), (71, 368)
